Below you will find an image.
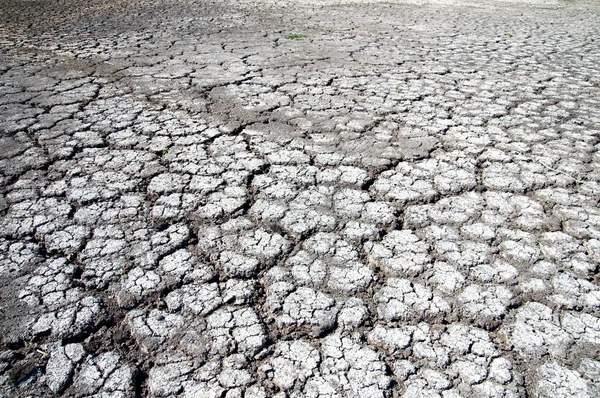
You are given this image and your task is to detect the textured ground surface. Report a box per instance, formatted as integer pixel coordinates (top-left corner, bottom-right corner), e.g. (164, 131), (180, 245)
(1, 0), (600, 396)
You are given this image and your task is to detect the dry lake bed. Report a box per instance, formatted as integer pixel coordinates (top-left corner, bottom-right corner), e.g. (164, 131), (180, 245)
(1, 0), (600, 396)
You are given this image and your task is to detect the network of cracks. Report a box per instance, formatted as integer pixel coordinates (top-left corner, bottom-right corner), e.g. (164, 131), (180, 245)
(0, 0), (599, 396)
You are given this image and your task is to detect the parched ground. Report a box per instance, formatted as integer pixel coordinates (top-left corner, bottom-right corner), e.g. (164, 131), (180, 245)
(1, 0), (599, 396)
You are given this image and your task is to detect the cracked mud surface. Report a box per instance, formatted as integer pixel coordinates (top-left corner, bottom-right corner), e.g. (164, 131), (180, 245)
(1, 0), (600, 396)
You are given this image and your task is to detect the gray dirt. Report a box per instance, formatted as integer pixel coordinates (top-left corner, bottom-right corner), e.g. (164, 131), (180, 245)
(1, 0), (600, 396)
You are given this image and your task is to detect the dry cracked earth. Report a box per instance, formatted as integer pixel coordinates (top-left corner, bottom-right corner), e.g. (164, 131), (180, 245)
(1, 0), (599, 396)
